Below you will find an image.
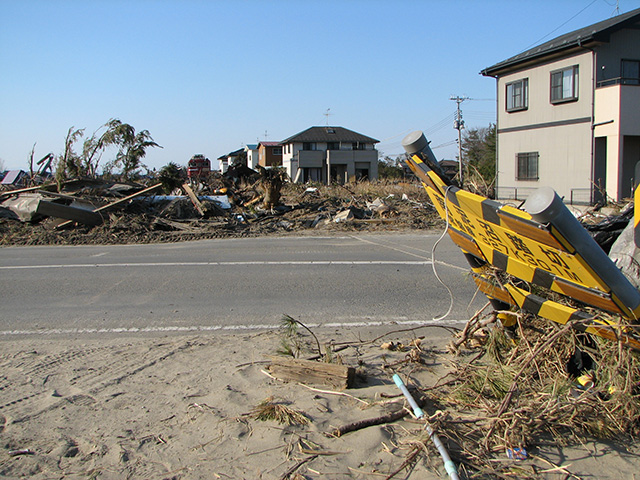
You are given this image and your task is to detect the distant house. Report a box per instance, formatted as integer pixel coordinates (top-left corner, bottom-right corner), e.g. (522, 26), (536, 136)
(257, 142), (283, 168)
(280, 126), (379, 184)
(245, 144), (259, 170)
(217, 148), (244, 174)
(481, 7), (640, 204)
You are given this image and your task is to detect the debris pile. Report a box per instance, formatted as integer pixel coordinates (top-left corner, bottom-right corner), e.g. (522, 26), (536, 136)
(265, 313), (640, 479)
(0, 169), (440, 246)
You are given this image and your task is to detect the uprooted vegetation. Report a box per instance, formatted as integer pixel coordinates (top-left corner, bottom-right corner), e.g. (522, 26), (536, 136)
(0, 169), (441, 246)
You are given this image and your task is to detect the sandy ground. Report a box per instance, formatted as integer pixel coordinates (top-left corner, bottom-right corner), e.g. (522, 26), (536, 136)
(0, 325), (638, 480)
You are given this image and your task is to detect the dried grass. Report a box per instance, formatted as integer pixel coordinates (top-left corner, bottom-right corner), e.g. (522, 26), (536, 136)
(422, 313), (640, 478)
(249, 397), (310, 426)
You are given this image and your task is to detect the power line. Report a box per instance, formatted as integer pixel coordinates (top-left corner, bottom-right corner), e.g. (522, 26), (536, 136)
(519, 0), (599, 53)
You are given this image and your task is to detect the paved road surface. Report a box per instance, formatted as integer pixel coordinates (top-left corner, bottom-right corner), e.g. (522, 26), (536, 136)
(0, 233), (486, 337)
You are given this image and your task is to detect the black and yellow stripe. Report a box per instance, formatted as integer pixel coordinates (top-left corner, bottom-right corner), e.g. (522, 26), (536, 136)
(506, 284), (640, 350)
(405, 152), (640, 346)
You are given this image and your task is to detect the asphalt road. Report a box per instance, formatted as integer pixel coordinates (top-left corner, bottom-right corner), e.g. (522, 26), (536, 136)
(0, 233), (486, 337)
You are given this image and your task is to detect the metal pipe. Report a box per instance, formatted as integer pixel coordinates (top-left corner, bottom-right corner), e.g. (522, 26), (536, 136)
(523, 186), (640, 315)
(402, 131), (456, 187)
(392, 374), (460, 480)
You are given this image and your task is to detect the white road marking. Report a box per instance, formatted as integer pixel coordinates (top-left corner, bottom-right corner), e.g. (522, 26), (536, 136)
(0, 318), (466, 337)
(0, 260), (433, 270)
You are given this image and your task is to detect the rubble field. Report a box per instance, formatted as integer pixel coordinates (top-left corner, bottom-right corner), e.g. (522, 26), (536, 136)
(0, 173), (442, 246)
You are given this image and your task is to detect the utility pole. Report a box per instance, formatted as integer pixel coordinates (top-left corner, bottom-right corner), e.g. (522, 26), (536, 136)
(450, 95), (469, 185)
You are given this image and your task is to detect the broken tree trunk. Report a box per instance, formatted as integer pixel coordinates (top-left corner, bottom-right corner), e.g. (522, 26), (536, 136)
(268, 356), (355, 390)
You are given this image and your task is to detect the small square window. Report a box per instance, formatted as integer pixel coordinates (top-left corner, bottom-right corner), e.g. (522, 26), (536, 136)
(622, 59), (640, 85)
(506, 78), (528, 112)
(516, 152), (539, 181)
(551, 66), (578, 103)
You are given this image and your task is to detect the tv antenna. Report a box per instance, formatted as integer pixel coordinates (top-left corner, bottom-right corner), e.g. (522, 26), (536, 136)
(324, 108), (332, 125)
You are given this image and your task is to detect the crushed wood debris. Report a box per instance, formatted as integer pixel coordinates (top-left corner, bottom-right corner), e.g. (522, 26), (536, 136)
(0, 169), (440, 245)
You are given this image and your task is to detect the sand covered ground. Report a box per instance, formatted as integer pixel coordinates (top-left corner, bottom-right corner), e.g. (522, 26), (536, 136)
(0, 324), (638, 480)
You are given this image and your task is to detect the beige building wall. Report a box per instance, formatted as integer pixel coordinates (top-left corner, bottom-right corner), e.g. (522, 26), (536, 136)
(495, 51), (594, 202)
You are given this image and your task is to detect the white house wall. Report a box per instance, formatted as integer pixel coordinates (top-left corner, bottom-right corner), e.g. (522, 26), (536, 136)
(496, 50), (594, 202)
(246, 148), (259, 169)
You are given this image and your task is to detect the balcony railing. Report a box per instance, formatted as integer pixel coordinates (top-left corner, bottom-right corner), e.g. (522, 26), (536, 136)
(496, 186), (594, 205)
(597, 77), (640, 88)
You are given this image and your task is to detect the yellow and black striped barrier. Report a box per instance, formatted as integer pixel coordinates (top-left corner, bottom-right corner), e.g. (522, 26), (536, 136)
(402, 131), (640, 349)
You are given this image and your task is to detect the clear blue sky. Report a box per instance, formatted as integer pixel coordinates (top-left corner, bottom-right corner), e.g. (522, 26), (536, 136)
(1, 0), (638, 172)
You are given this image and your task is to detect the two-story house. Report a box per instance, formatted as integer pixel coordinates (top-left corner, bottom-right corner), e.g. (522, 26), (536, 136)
(280, 126), (379, 184)
(481, 7), (640, 204)
(257, 141), (283, 168)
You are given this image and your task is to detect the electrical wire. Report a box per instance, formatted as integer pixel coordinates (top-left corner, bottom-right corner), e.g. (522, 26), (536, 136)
(430, 185), (455, 321)
(518, 0), (599, 53)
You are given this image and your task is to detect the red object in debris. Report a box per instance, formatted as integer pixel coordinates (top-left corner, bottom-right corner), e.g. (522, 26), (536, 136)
(187, 154), (211, 179)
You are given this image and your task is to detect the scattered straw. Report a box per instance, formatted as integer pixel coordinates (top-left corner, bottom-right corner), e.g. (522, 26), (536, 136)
(249, 397), (310, 426)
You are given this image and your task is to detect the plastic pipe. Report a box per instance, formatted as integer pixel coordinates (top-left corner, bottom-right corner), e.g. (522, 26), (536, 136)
(392, 374), (460, 480)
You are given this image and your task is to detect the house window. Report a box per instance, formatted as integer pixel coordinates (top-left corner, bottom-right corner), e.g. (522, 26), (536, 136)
(272, 147), (282, 155)
(506, 78), (528, 112)
(550, 65), (578, 103)
(352, 143), (366, 150)
(516, 152), (539, 181)
(303, 142), (317, 151)
(622, 59), (640, 85)
(327, 142), (340, 150)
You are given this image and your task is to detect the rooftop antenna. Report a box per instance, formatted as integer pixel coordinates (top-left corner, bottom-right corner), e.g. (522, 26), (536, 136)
(324, 108), (332, 126)
(264, 130), (269, 140)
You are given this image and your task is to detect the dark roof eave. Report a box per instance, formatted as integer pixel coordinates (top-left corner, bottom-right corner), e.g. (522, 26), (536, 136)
(481, 38), (600, 76)
(481, 7), (640, 77)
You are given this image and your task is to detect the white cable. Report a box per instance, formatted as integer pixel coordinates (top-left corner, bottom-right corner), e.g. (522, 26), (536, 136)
(431, 186), (455, 321)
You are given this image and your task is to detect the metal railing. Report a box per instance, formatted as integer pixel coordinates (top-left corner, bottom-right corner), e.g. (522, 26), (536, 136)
(569, 188), (591, 205)
(496, 186), (594, 206)
(494, 186), (538, 202)
(597, 77), (640, 88)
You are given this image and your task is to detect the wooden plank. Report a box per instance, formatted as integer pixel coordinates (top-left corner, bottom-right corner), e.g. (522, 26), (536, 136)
(268, 356), (355, 390)
(181, 183), (206, 216)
